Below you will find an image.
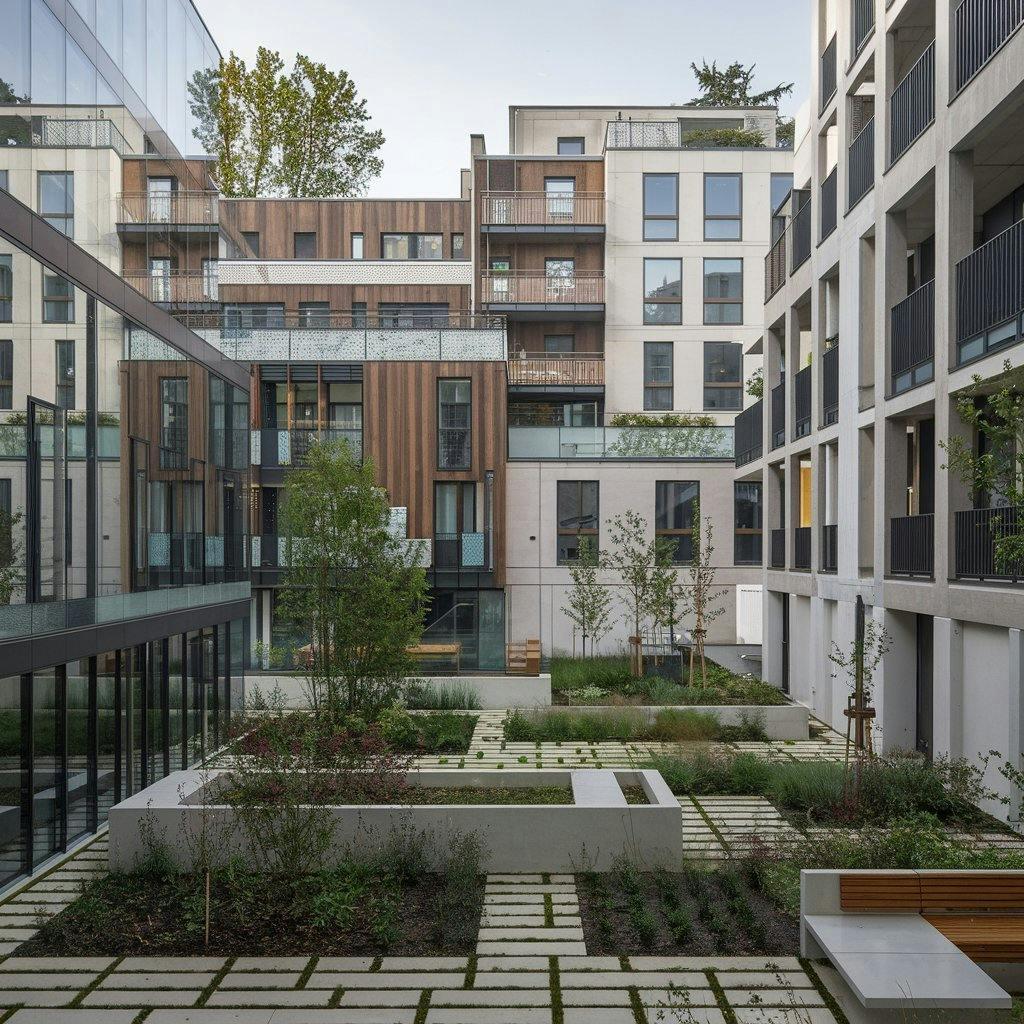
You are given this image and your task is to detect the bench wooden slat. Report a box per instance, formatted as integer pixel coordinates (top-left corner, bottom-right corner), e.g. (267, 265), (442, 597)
(840, 873), (921, 911)
(920, 873), (1024, 911)
(925, 915), (1024, 962)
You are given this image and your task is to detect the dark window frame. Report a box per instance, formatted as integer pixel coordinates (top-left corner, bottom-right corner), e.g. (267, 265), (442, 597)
(557, 136), (585, 154)
(0, 339), (11, 409)
(643, 257), (682, 325)
(240, 231), (260, 258)
(297, 301), (330, 327)
(380, 232), (444, 260)
(703, 341), (743, 410)
(451, 233), (465, 259)
(293, 232), (317, 259)
(734, 480), (763, 565)
(437, 377), (472, 471)
(42, 268), (74, 324)
(703, 172), (743, 240)
(55, 338), (75, 409)
(0, 255), (11, 322)
(543, 334), (575, 354)
(351, 232), (364, 259)
(643, 172), (679, 241)
(644, 341), (674, 411)
(38, 170), (74, 236)
(703, 257), (743, 325)
(557, 480), (599, 565)
(655, 480), (699, 564)
(159, 377), (189, 470)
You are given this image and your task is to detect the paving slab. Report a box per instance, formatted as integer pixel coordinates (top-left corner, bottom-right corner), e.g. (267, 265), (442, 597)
(99, 971), (216, 988)
(82, 990), (202, 1006)
(6, 1012), (139, 1024)
(206, 990), (331, 1007)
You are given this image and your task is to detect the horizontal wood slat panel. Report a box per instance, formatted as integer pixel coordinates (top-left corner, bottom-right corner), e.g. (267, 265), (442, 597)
(925, 915), (1024, 962)
(840, 874), (921, 911)
(920, 873), (1024, 911)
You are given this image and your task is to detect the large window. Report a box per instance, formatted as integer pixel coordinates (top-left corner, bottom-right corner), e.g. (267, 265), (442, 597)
(557, 137), (585, 154)
(704, 173), (742, 240)
(703, 258), (743, 324)
(42, 269), (74, 323)
(644, 342), (674, 411)
(734, 482), (763, 564)
(241, 231), (260, 257)
(438, 378), (471, 470)
(452, 233), (465, 259)
(703, 342), (743, 410)
(55, 340), (75, 409)
(643, 173), (678, 240)
(0, 256), (11, 321)
(379, 302), (449, 327)
(656, 481), (698, 564)
(293, 232), (316, 258)
(544, 334), (575, 354)
(298, 301), (330, 327)
(382, 233), (443, 260)
(643, 258), (682, 324)
(0, 340), (11, 409)
(557, 480), (599, 564)
(38, 172), (73, 236)
(160, 378), (188, 470)
(223, 303), (285, 328)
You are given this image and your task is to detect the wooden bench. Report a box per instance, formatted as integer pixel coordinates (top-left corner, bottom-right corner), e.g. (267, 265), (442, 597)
(407, 643), (461, 672)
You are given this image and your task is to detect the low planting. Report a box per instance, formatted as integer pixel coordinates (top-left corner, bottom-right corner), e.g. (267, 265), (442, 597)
(404, 679), (482, 711)
(503, 707), (768, 744)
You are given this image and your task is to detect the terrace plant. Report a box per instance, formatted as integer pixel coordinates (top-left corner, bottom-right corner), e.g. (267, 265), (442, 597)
(562, 536), (615, 659)
(677, 502), (726, 687)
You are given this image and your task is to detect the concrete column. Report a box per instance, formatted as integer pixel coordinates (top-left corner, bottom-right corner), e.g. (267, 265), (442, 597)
(878, 607), (916, 753)
(1008, 628), (1024, 824)
(763, 589), (785, 689)
(882, 417), (910, 574)
(933, 616), (964, 758)
(810, 595), (831, 721)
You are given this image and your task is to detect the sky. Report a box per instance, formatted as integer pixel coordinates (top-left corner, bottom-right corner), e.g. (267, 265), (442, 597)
(195, 0), (812, 198)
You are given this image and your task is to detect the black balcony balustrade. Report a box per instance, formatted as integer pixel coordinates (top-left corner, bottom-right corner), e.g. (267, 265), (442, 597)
(891, 279), (935, 394)
(433, 532), (488, 571)
(820, 35), (838, 110)
(890, 513), (934, 576)
(735, 400), (764, 467)
(794, 365), (812, 439)
(770, 528), (786, 568)
(771, 380), (786, 449)
(953, 0), (1024, 93)
(956, 219), (1024, 364)
(765, 231), (787, 300)
(794, 526), (812, 569)
(820, 168), (838, 241)
(890, 42), (935, 164)
(955, 506), (1024, 581)
(821, 524), (838, 573)
(822, 341), (839, 425)
(848, 118), (875, 208)
(853, 0), (875, 53)
(791, 197), (812, 271)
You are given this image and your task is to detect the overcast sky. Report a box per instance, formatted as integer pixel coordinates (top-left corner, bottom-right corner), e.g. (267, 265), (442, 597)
(195, 0), (812, 198)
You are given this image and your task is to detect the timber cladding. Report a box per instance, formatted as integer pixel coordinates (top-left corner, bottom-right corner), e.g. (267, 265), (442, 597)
(361, 361), (507, 585)
(220, 199), (470, 260)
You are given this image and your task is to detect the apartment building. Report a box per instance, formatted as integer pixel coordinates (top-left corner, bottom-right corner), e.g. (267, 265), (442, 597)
(737, 0), (1024, 815)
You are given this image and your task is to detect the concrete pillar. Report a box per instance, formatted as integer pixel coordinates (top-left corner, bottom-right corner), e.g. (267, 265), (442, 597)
(933, 616), (964, 758)
(882, 418), (910, 574)
(1008, 628), (1024, 824)
(763, 589), (785, 689)
(878, 607), (916, 753)
(810, 595), (832, 721)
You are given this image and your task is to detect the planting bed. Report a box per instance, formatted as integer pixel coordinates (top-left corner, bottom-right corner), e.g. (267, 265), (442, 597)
(220, 783), (650, 805)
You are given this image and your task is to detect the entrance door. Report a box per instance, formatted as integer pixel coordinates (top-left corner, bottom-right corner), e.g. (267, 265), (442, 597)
(915, 614), (934, 758)
(544, 177), (575, 221)
(147, 177), (173, 222)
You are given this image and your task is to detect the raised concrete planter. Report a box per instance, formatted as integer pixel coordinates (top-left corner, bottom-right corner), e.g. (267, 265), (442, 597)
(108, 767), (683, 873)
(248, 674), (552, 710)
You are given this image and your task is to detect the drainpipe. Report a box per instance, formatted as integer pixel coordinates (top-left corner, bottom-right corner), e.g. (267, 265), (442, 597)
(484, 469), (494, 571)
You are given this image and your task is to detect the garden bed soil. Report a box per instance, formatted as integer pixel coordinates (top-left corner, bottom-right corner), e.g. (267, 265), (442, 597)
(577, 866), (799, 956)
(219, 784), (649, 805)
(15, 868), (484, 957)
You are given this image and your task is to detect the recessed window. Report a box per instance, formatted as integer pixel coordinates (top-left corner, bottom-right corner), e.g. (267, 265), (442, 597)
(351, 301), (367, 328)
(644, 341), (673, 410)
(544, 335), (575, 354)
(656, 481), (698, 564)
(771, 173), (794, 215)
(0, 340), (12, 409)
(438, 378), (471, 470)
(293, 232), (316, 258)
(0, 170), (8, 192)
(298, 301), (330, 327)
(159, 378), (188, 470)
(704, 173), (742, 240)
(241, 231), (260, 258)
(452, 233), (465, 259)
(223, 303), (285, 329)
(38, 171), (73, 236)
(381, 233), (443, 260)
(351, 232), (364, 259)
(0, 256), (11, 322)
(734, 481), (763, 565)
(557, 480), (599, 564)
(557, 137), (585, 155)
(42, 269), (74, 323)
(703, 341), (743, 409)
(55, 339), (75, 410)
(380, 302), (449, 327)
(643, 173), (678, 240)
(703, 258), (743, 324)
(644, 258), (682, 325)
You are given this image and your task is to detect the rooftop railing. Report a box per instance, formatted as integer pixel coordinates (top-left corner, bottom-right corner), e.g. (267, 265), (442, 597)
(0, 115), (130, 155)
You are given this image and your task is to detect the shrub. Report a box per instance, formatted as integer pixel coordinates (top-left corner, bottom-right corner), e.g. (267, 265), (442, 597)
(765, 761), (846, 822)
(377, 706), (418, 749)
(550, 653), (633, 692)
(404, 680), (481, 711)
(646, 709), (720, 742)
(716, 711), (769, 742)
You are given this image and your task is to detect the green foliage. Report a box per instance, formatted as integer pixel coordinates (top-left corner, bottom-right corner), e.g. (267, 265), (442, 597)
(377, 705), (418, 750)
(687, 60), (794, 149)
(562, 536), (615, 658)
(503, 707), (745, 744)
(0, 504), (24, 605)
(403, 680), (481, 711)
(550, 653), (633, 692)
(188, 47), (384, 198)
(682, 126), (765, 148)
(745, 367), (764, 400)
(609, 413), (718, 428)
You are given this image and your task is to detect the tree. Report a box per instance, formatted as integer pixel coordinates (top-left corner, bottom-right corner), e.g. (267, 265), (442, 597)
(604, 510), (676, 677)
(688, 60), (794, 147)
(276, 439), (428, 719)
(746, 367), (764, 400)
(679, 502), (727, 686)
(0, 506), (23, 606)
(562, 537), (614, 659)
(188, 48), (384, 198)
(941, 361), (1024, 574)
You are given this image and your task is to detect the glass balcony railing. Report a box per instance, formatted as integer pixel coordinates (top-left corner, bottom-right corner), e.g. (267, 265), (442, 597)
(0, 423), (121, 459)
(507, 425), (733, 460)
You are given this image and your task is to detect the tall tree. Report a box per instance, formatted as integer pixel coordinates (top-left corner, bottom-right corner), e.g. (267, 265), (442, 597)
(276, 439), (428, 719)
(562, 537), (615, 659)
(188, 48), (384, 198)
(688, 60), (794, 146)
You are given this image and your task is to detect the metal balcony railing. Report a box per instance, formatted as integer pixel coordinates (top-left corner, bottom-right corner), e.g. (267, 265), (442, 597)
(124, 270), (218, 304)
(891, 279), (935, 394)
(506, 354), (605, 386)
(118, 191), (219, 225)
(481, 192), (604, 226)
(765, 231), (787, 300)
(820, 35), (838, 110)
(794, 527), (812, 569)
(953, 0), (1024, 93)
(822, 341), (839, 425)
(254, 428), (363, 468)
(890, 42), (935, 164)
(955, 506), (1024, 581)
(771, 381), (786, 449)
(770, 529), (786, 569)
(0, 114), (130, 154)
(890, 513), (934, 576)
(821, 524), (838, 573)
(820, 167), (838, 241)
(848, 117), (875, 208)
(955, 219), (1024, 363)
(793, 365), (812, 439)
(734, 400), (763, 467)
(853, 0), (875, 53)
(481, 271), (604, 305)
(434, 532), (488, 570)
(791, 197), (812, 271)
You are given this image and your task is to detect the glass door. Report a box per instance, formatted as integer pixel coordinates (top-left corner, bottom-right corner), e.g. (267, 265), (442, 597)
(147, 177), (173, 223)
(27, 398), (66, 606)
(544, 177), (575, 221)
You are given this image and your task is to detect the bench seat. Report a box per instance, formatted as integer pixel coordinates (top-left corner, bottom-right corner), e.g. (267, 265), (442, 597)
(925, 914), (1024, 962)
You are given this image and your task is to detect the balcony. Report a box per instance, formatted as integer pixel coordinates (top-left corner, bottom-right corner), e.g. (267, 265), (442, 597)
(793, 365), (811, 439)
(771, 381), (786, 449)
(480, 192), (604, 242)
(252, 534), (431, 571)
(891, 279), (935, 394)
(889, 42), (935, 165)
(481, 271), (605, 320)
(184, 312), (508, 362)
(0, 114), (129, 154)
(124, 270), (218, 306)
(820, 168), (838, 241)
(791, 197), (812, 271)
(734, 400), (763, 467)
(793, 527), (812, 570)
(890, 513), (934, 576)
(506, 354), (604, 387)
(507, 425), (734, 461)
(821, 524), (838, 573)
(955, 219), (1024, 364)
(848, 117), (875, 209)
(765, 231), (787, 300)
(955, 507), (1024, 581)
(770, 529), (786, 569)
(117, 191), (219, 236)
(605, 114), (781, 150)
(253, 428), (362, 468)
(853, 0), (875, 54)
(434, 532), (489, 571)
(820, 35), (838, 111)
(953, 0), (1024, 94)
(822, 341), (839, 425)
